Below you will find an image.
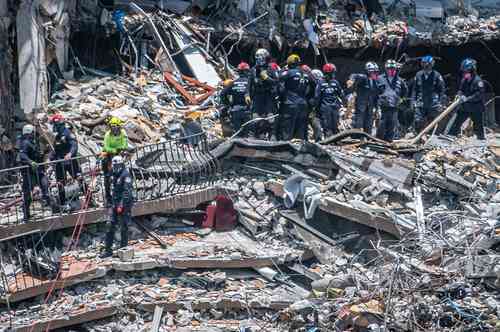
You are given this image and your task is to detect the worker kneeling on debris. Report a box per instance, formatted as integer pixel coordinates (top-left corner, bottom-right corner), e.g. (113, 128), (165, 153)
(101, 155), (134, 258)
(219, 62), (252, 137)
(100, 117), (128, 206)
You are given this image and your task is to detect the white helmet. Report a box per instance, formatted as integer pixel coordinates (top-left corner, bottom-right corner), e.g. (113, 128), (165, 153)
(311, 69), (324, 81)
(112, 155), (124, 166)
(255, 48), (270, 66)
(112, 155), (125, 174)
(365, 62), (379, 73)
(22, 124), (35, 136)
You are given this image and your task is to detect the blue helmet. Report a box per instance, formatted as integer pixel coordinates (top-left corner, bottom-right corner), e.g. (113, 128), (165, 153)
(421, 55), (434, 66)
(461, 58), (477, 72)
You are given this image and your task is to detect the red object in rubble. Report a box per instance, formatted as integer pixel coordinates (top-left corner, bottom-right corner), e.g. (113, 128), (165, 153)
(202, 196), (237, 231)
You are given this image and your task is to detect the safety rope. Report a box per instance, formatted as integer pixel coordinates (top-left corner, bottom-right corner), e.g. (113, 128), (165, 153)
(26, 163), (100, 332)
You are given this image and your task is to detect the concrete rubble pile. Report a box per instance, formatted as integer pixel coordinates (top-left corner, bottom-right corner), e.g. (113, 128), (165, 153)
(183, 0), (500, 51)
(1, 130), (500, 331)
(45, 71), (221, 157)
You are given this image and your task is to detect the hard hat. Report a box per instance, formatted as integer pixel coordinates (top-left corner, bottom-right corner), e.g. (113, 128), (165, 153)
(311, 69), (324, 81)
(237, 62), (250, 71)
(269, 62), (280, 71)
(365, 62), (379, 73)
(22, 124), (34, 136)
(108, 117), (124, 127)
(385, 59), (398, 69)
(300, 64), (311, 73)
(322, 63), (336, 74)
(286, 54), (301, 66)
(461, 58), (477, 72)
(421, 55), (434, 65)
(112, 155), (124, 166)
(255, 48), (270, 66)
(49, 114), (64, 123)
(223, 79), (234, 87)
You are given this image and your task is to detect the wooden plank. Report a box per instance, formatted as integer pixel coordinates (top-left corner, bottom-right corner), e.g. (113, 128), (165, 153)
(3, 266), (108, 304)
(169, 257), (277, 269)
(150, 305), (164, 332)
(14, 306), (117, 332)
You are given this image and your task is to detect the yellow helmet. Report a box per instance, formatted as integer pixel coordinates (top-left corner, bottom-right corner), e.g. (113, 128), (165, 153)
(108, 117), (124, 127)
(223, 79), (234, 88)
(287, 54), (301, 66)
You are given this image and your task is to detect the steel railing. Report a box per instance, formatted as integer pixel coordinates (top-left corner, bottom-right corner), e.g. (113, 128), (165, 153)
(0, 132), (218, 227)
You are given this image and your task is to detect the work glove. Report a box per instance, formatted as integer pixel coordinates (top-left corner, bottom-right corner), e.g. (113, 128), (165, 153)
(459, 95), (468, 103)
(245, 96), (252, 106)
(64, 153), (72, 161)
(31, 161), (37, 170)
(346, 79), (354, 89)
(115, 205), (124, 214)
(260, 70), (269, 81)
(99, 151), (108, 159)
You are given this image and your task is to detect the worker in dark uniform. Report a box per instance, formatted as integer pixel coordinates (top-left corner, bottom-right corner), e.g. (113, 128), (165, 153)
(377, 59), (407, 142)
(248, 48), (279, 139)
(101, 117), (128, 206)
(309, 69), (325, 142)
(278, 54), (310, 140)
(47, 114), (80, 208)
(219, 62), (252, 137)
(18, 124), (50, 222)
(101, 155), (134, 258)
(412, 55), (446, 133)
(347, 62), (383, 134)
(449, 58), (486, 140)
(314, 63), (345, 138)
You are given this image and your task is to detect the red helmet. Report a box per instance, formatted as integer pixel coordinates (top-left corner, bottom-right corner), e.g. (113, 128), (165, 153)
(300, 65), (311, 73)
(322, 63), (336, 74)
(49, 114), (64, 123)
(237, 62), (250, 71)
(269, 62), (280, 71)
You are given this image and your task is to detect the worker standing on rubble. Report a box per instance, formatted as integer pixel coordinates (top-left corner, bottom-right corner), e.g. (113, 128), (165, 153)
(48, 114), (81, 210)
(309, 69), (325, 142)
(412, 56), (446, 133)
(18, 124), (50, 222)
(278, 54), (310, 140)
(101, 117), (128, 206)
(249, 48), (279, 139)
(101, 155), (134, 258)
(314, 63), (345, 138)
(346, 62), (383, 134)
(220, 62), (252, 137)
(449, 58), (486, 140)
(376, 59), (407, 142)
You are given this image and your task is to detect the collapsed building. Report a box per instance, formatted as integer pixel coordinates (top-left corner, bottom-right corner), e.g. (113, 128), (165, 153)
(0, 0), (500, 331)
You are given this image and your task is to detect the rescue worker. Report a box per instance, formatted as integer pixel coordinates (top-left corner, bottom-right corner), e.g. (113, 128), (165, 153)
(101, 117), (128, 205)
(248, 48), (279, 139)
(219, 62), (252, 137)
(309, 69), (325, 141)
(412, 55), (446, 133)
(449, 58), (486, 140)
(278, 54), (310, 140)
(18, 124), (50, 222)
(347, 62), (383, 134)
(47, 114), (80, 208)
(377, 59), (407, 142)
(101, 155), (134, 258)
(314, 63), (345, 137)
